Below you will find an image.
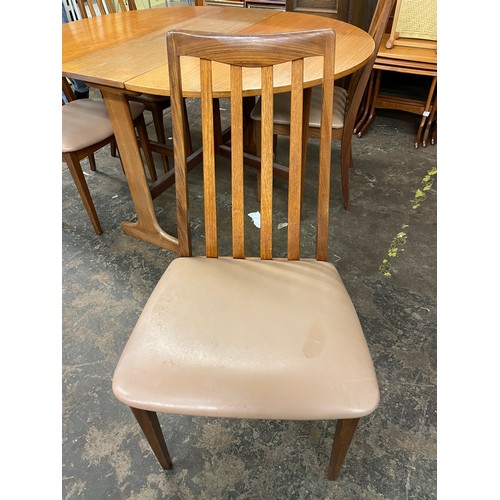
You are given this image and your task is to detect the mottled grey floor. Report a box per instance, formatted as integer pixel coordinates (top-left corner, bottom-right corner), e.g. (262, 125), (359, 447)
(62, 92), (436, 499)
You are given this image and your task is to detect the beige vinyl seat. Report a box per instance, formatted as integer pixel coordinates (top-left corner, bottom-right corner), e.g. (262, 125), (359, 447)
(249, 0), (395, 210)
(112, 28), (380, 480)
(62, 77), (154, 234)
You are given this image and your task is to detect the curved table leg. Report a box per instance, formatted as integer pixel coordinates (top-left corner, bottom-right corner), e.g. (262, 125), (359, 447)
(102, 89), (179, 253)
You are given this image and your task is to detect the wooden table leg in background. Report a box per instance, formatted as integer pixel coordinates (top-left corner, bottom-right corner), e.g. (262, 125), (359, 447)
(101, 89), (180, 252)
(431, 119), (437, 145)
(414, 76), (437, 148)
(422, 93), (436, 148)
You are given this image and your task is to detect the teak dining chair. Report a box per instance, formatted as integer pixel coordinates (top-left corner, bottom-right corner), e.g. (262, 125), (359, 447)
(76, 0), (193, 173)
(62, 77), (155, 234)
(112, 29), (380, 480)
(249, 0), (395, 210)
(76, 0), (137, 16)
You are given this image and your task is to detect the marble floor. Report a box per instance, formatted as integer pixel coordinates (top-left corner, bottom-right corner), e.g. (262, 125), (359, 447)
(62, 93), (437, 499)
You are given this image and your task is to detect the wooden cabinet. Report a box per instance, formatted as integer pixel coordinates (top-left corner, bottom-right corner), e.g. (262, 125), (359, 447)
(246, 0), (285, 9)
(203, 0), (377, 29)
(285, 0), (350, 20)
(285, 0), (377, 31)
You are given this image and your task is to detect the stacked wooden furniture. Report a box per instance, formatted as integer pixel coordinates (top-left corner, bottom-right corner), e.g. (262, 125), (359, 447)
(203, 0), (285, 9)
(285, 0), (349, 20)
(355, 0), (437, 148)
(204, 0), (360, 20)
(245, 0), (285, 9)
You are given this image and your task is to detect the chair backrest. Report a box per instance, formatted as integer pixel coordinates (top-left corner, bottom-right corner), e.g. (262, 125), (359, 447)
(344, 0), (395, 127)
(77, 0), (136, 18)
(167, 29), (335, 261)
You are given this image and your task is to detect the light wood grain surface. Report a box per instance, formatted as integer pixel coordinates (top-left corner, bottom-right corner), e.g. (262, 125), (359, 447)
(62, 6), (374, 97)
(377, 33), (436, 65)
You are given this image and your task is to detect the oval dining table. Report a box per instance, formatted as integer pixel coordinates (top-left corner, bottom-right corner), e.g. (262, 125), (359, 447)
(62, 6), (375, 252)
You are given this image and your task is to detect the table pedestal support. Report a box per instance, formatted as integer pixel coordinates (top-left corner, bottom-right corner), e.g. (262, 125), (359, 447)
(102, 89), (180, 252)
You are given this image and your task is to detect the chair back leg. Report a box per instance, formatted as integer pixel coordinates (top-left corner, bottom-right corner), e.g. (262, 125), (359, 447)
(150, 106), (171, 173)
(88, 153), (97, 172)
(135, 114), (158, 182)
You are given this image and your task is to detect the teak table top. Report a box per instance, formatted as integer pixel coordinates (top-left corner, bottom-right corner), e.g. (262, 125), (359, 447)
(62, 6), (374, 97)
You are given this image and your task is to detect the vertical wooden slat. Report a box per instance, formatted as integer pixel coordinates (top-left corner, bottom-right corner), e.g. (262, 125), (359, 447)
(117, 0), (129, 12)
(103, 0), (114, 13)
(260, 65), (274, 260)
(97, 0), (108, 15)
(231, 66), (245, 259)
(166, 34), (191, 256)
(200, 59), (218, 258)
(287, 59), (304, 260)
(300, 87), (312, 198)
(76, 0), (86, 18)
(87, 0), (97, 16)
(316, 37), (335, 261)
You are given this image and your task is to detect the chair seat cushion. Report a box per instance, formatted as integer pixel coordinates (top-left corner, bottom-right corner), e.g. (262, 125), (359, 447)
(250, 85), (348, 129)
(112, 257), (379, 420)
(62, 99), (145, 153)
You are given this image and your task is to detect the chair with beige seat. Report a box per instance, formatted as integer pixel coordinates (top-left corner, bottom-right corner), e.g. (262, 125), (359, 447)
(249, 0), (395, 210)
(112, 28), (380, 480)
(62, 77), (154, 234)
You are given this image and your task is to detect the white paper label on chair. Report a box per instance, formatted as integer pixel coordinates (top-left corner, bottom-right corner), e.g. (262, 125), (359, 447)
(423, 111), (430, 117)
(248, 211), (261, 228)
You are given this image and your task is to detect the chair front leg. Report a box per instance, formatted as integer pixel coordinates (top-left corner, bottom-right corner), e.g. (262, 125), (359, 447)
(131, 407), (173, 470)
(327, 417), (360, 480)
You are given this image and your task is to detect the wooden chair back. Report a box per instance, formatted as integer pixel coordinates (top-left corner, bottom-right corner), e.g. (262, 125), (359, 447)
(166, 29), (336, 261)
(344, 0), (395, 128)
(77, 0), (136, 18)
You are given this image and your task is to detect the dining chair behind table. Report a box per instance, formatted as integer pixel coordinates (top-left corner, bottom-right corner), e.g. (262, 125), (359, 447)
(76, 0), (193, 173)
(76, 0), (137, 16)
(62, 77), (155, 234)
(250, 0), (396, 210)
(112, 29), (380, 480)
